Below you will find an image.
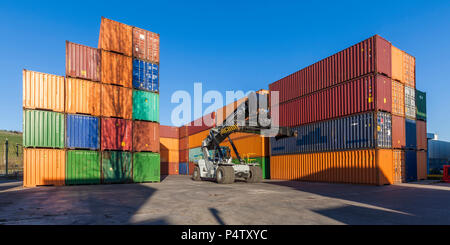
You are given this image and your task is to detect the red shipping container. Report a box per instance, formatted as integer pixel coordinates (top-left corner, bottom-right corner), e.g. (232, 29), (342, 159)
(392, 115), (406, 149)
(66, 41), (101, 82)
(160, 125), (179, 138)
(179, 149), (189, 162)
(101, 118), (132, 151)
(179, 137), (189, 150)
(270, 35), (391, 104)
(132, 27), (160, 64)
(161, 162), (179, 175)
(187, 112), (215, 136)
(188, 162), (195, 175)
(416, 120), (427, 150)
(179, 125), (188, 138)
(133, 121), (160, 152)
(278, 74), (392, 127)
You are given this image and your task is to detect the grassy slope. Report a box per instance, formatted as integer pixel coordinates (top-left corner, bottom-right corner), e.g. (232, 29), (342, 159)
(0, 130), (23, 173)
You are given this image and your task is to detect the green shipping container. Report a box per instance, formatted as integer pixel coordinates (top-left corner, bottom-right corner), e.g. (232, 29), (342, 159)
(66, 150), (101, 185)
(416, 89), (426, 121)
(102, 151), (132, 184)
(23, 109), (65, 148)
(132, 90), (159, 122)
(133, 152), (160, 182)
(232, 157), (270, 179)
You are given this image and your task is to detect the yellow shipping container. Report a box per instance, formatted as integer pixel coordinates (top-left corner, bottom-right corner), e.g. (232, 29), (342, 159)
(391, 80), (405, 117)
(23, 148), (66, 187)
(65, 78), (101, 116)
(160, 137), (179, 151)
(270, 149), (394, 186)
(23, 69), (65, 112)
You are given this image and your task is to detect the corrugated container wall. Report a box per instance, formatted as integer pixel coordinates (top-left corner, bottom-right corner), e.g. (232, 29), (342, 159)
(222, 135), (268, 158)
(179, 162), (189, 175)
(23, 149), (66, 187)
(179, 126), (188, 138)
(271, 112), (392, 156)
(391, 46), (415, 88)
(65, 41), (101, 81)
(417, 151), (427, 180)
(416, 90), (426, 121)
(132, 59), (159, 92)
(393, 150), (405, 184)
(23, 110), (65, 148)
(98, 17), (132, 56)
(416, 120), (427, 150)
(65, 78), (101, 116)
(188, 112), (216, 136)
(101, 118), (132, 151)
(133, 152), (160, 182)
(160, 125), (179, 138)
(270, 149), (394, 186)
(405, 150), (417, 182)
(132, 90), (159, 122)
(161, 162), (179, 175)
(133, 121), (159, 152)
(66, 114), (99, 149)
(405, 119), (417, 149)
(132, 27), (160, 64)
(392, 115), (406, 149)
(66, 150), (101, 185)
(160, 137), (178, 151)
(179, 149), (189, 162)
(188, 130), (210, 149)
(101, 84), (132, 119)
(269, 35), (392, 104)
(160, 150), (179, 162)
(279, 74), (392, 127)
(391, 80), (405, 117)
(405, 86), (416, 119)
(23, 70), (65, 112)
(102, 151), (132, 184)
(101, 51), (132, 88)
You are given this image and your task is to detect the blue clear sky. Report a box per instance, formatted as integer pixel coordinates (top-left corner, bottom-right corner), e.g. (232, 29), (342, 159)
(1, 0), (450, 140)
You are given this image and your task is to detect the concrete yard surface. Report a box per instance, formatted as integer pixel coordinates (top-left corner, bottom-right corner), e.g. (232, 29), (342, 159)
(0, 175), (449, 225)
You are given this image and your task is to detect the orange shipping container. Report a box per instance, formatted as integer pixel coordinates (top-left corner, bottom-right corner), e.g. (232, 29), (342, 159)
(391, 46), (415, 87)
(188, 130), (210, 149)
(416, 120), (427, 150)
(160, 150), (179, 163)
(270, 149), (394, 186)
(101, 51), (132, 88)
(160, 137), (179, 151)
(98, 17), (132, 56)
(391, 80), (405, 117)
(101, 84), (132, 119)
(65, 78), (101, 116)
(132, 27), (160, 64)
(417, 151), (427, 180)
(23, 148), (66, 187)
(23, 69), (64, 112)
(221, 135), (268, 158)
(393, 150), (406, 184)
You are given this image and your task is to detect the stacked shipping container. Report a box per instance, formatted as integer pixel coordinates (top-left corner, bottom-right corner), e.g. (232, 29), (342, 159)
(269, 35), (426, 185)
(22, 17), (160, 187)
(160, 125), (179, 175)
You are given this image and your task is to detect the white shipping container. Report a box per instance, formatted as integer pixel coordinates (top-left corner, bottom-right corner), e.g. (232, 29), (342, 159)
(405, 86), (416, 119)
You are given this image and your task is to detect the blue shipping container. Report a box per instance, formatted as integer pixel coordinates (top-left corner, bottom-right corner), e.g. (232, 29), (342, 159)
(179, 162), (189, 175)
(405, 118), (417, 149)
(405, 150), (418, 182)
(66, 114), (99, 149)
(132, 59), (159, 92)
(270, 112), (392, 156)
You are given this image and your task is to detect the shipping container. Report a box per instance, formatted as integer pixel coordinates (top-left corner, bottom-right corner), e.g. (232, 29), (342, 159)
(132, 27), (160, 64)
(179, 149), (189, 162)
(188, 162), (195, 175)
(403, 52), (416, 88)
(132, 90), (159, 122)
(405, 86), (416, 119)
(66, 114), (99, 149)
(392, 115), (406, 149)
(179, 162), (189, 175)
(188, 130), (210, 149)
(179, 137), (189, 150)
(222, 135), (268, 158)
(417, 151), (427, 180)
(278, 74), (391, 127)
(232, 157), (270, 179)
(179, 126), (189, 138)
(66, 150), (101, 185)
(416, 120), (427, 150)
(270, 149), (394, 185)
(189, 147), (204, 162)
(23, 148), (66, 187)
(23, 110), (65, 148)
(65, 78), (101, 116)
(405, 150), (417, 182)
(98, 17), (132, 56)
(133, 152), (160, 182)
(416, 89), (426, 121)
(23, 70), (65, 112)
(393, 150), (405, 184)
(101, 84), (132, 119)
(160, 137), (179, 151)
(65, 41), (101, 81)
(159, 125), (179, 138)
(271, 112), (392, 156)
(160, 150), (179, 162)
(391, 80), (405, 117)
(391, 46), (403, 83)
(132, 120), (159, 152)
(101, 118), (132, 151)
(161, 162), (179, 175)
(269, 35), (392, 104)
(405, 118), (417, 149)
(102, 151), (132, 184)
(132, 59), (159, 92)
(188, 112), (215, 136)
(101, 50), (132, 88)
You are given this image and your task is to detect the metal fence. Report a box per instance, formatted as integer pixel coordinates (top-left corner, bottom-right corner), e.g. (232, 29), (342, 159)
(0, 140), (23, 177)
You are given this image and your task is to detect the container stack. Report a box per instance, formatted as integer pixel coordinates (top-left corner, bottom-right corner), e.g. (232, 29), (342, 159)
(415, 89), (427, 180)
(22, 17), (160, 187)
(160, 125), (179, 175)
(269, 35), (426, 185)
